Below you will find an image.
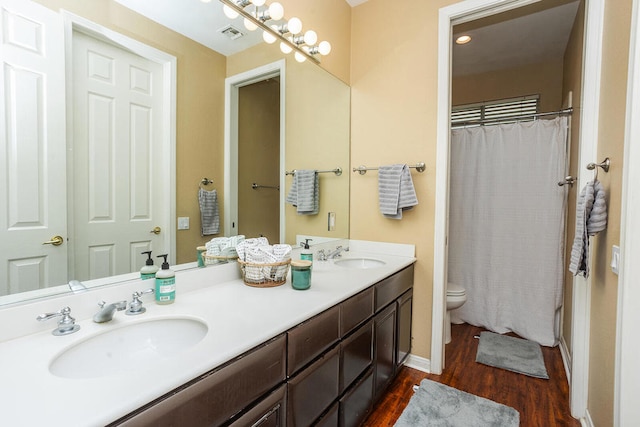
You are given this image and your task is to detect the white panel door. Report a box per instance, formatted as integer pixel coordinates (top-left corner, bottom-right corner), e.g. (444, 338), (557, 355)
(0, 0), (67, 296)
(71, 30), (167, 280)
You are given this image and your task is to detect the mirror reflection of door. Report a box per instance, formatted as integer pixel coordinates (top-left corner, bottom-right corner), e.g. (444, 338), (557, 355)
(71, 30), (169, 280)
(237, 78), (280, 243)
(0, 0), (67, 295)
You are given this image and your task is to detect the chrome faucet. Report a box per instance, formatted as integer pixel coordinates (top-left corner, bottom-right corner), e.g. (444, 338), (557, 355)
(93, 300), (128, 323)
(326, 245), (349, 259)
(37, 306), (81, 336)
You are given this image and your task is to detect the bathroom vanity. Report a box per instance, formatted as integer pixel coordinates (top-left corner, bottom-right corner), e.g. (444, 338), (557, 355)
(0, 240), (415, 427)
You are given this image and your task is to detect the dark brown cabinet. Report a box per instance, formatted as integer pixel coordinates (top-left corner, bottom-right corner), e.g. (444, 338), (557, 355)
(112, 334), (286, 427)
(112, 263), (414, 427)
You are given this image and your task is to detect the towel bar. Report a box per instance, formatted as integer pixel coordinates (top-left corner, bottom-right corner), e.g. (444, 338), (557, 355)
(586, 157), (610, 180)
(285, 167), (342, 176)
(352, 162), (426, 175)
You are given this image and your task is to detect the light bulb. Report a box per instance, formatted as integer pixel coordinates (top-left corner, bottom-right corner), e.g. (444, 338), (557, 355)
(263, 30), (276, 44)
(244, 18), (257, 31)
(251, 0), (265, 6)
(295, 52), (306, 63)
(223, 5), (239, 19)
(303, 30), (317, 45)
(287, 17), (302, 35)
(318, 40), (331, 55)
(268, 2), (284, 20)
(200, 0), (212, 3)
(280, 42), (292, 54)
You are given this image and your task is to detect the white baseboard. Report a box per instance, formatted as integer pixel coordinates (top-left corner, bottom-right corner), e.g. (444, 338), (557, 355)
(580, 409), (594, 427)
(404, 354), (431, 373)
(559, 335), (572, 384)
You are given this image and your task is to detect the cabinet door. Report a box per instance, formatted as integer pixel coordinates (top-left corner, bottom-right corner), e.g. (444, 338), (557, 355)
(287, 345), (340, 427)
(373, 304), (396, 403)
(114, 334), (286, 427)
(228, 384), (286, 427)
(339, 367), (373, 427)
(315, 402), (339, 427)
(396, 289), (413, 368)
(288, 305), (340, 376)
(340, 319), (373, 393)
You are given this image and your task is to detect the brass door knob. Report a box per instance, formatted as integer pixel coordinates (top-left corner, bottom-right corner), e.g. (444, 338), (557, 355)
(42, 235), (64, 246)
(150, 226), (161, 235)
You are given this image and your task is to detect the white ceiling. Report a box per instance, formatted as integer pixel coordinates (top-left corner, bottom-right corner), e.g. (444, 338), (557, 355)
(114, 0), (580, 77)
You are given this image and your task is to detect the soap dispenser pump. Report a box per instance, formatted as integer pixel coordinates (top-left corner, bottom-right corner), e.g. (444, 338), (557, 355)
(300, 238), (313, 262)
(140, 251), (159, 280)
(155, 254), (175, 305)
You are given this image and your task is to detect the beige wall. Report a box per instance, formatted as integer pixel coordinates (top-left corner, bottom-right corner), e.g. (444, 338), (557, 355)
(561, 0), (585, 359)
(587, 0), (631, 424)
(452, 60), (564, 112)
(351, 0), (451, 359)
(36, 0), (227, 264)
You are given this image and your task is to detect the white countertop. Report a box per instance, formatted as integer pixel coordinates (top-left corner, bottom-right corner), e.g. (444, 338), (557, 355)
(0, 240), (415, 427)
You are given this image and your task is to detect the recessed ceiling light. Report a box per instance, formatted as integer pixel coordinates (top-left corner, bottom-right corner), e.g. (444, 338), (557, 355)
(456, 35), (472, 45)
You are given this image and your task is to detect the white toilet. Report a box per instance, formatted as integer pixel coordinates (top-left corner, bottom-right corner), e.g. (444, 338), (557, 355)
(445, 282), (467, 344)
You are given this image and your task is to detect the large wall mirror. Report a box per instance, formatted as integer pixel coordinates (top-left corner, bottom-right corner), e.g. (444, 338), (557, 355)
(0, 0), (350, 306)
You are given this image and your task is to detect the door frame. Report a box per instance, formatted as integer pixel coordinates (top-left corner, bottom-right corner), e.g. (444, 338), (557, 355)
(615, 0), (640, 423)
(224, 60), (286, 242)
(62, 11), (177, 268)
(432, 0), (604, 421)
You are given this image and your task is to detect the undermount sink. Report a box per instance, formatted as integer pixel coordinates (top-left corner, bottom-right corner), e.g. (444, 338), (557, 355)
(334, 257), (386, 269)
(49, 318), (208, 379)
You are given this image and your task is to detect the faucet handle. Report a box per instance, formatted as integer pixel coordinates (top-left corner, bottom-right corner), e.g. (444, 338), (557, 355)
(36, 306), (81, 336)
(317, 249), (327, 261)
(126, 288), (154, 316)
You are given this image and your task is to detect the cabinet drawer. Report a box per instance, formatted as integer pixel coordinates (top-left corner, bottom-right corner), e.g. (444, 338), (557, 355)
(228, 384), (286, 427)
(375, 264), (414, 311)
(315, 402), (339, 427)
(287, 305), (340, 376)
(114, 334), (286, 427)
(339, 367), (373, 427)
(340, 287), (374, 337)
(287, 345), (340, 427)
(340, 319), (373, 393)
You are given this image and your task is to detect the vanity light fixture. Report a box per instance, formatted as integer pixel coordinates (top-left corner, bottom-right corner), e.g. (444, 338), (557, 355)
(214, 0), (331, 63)
(455, 35), (472, 45)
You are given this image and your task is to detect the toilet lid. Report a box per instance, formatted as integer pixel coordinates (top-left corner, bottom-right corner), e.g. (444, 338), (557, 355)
(447, 283), (466, 295)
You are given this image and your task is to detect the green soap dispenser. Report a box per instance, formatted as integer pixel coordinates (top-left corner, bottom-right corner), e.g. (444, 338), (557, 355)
(300, 238), (313, 262)
(155, 254), (175, 305)
(140, 251), (159, 280)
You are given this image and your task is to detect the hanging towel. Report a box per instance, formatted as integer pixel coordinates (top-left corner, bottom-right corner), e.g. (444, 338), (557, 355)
(199, 188), (220, 236)
(286, 170), (319, 215)
(378, 164), (418, 219)
(569, 180), (608, 277)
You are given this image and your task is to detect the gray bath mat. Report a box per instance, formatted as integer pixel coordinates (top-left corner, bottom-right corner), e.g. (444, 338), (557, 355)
(476, 331), (549, 379)
(394, 379), (519, 427)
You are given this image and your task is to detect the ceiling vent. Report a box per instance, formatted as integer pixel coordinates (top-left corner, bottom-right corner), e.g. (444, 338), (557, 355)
(219, 25), (244, 40)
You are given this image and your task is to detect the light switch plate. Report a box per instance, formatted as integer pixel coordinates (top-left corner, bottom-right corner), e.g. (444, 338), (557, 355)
(611, 245), (620, 275)
(178, 217), (190, 230)
(328, 212), (336, 231)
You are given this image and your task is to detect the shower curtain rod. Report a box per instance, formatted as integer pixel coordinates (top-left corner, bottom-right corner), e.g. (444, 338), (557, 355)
(453, 107), (573, 127)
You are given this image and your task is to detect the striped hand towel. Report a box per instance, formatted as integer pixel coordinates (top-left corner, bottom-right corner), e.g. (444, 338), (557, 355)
(286, 170), (319, 215)
(569, 180), (607, 277)
(378, 164), (419, 219)
(199, 188), (220, 236)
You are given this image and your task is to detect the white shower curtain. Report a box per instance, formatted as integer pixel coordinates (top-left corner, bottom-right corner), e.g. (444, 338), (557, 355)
(448, 117), (568, 347)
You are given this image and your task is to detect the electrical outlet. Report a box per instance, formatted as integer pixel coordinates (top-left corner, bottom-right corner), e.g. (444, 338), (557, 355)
(178, 217), (190, 230)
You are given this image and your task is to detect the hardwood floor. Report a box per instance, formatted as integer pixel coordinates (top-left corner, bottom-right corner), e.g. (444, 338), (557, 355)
(362, 323), (580, 427)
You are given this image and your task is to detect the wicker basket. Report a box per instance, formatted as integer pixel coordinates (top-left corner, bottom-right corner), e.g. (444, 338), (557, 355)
(237, 259), (291, 287)
(203, 254), (239, 265)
